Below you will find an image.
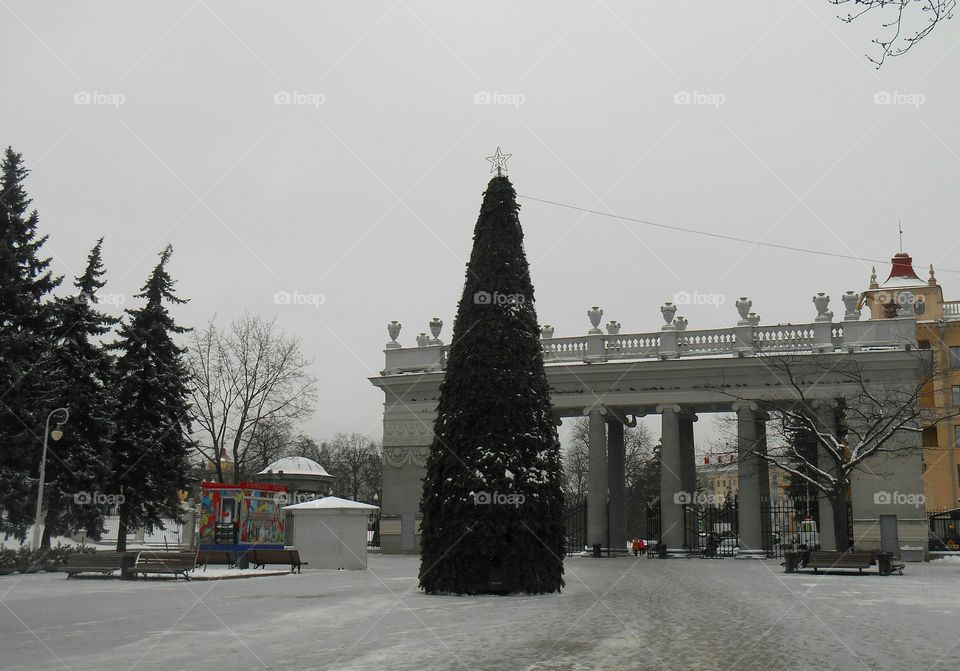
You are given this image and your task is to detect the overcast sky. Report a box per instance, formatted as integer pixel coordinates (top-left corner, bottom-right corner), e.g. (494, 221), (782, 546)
(3, 1), (959, 448)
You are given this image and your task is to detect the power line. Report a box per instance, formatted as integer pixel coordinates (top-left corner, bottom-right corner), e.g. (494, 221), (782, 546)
(518, 194), (960, 275)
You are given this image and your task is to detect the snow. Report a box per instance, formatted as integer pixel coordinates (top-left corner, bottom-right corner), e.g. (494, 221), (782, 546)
(188, 567), (291, 580)
(258, 456), (332, 477)
(931, 554), (960, 563)
(283, 496), (379, 511)
(3, 554), (960, 670)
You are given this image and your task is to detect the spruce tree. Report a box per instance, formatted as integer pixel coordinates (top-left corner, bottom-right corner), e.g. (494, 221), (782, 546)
(41, 239), (118, 546)
(0, 147), (62, 537)
(110, 245), (192, 551)
(419, 174), (565, 594)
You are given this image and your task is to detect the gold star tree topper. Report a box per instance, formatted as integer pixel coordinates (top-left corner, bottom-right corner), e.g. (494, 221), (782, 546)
(485, 147), (511, 175)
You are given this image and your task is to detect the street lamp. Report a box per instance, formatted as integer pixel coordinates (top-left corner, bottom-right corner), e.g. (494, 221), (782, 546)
(32, 407), (69, 550)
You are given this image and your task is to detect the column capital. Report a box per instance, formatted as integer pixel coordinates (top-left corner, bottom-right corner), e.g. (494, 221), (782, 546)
(602, 405), (637, 427)
(678, 411), (699, 422)
(731, 401), (759, 413)
(582, 406), (608, 416)
(811, 399), (839, 410)
(655, 403), (681, 414)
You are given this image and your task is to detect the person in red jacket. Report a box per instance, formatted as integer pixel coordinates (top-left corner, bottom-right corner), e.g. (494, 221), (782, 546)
(631, 538), (646, 556)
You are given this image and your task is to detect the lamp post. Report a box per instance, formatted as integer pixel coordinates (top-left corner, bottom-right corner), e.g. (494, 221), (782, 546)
(32, 407), (69, 550)
(371, 492), (381, 548)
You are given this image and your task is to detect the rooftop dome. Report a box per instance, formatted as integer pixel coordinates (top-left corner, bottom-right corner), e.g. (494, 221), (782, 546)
(258, 456), (332, 478)
(883, 252), (924, 286)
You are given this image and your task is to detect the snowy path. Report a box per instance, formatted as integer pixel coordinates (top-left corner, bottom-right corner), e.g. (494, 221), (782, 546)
(1, 555), (958, 670)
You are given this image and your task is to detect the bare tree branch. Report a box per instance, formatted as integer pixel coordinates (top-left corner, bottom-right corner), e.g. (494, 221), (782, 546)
(187, 313), (318, 482)
(830, 0), (955, 67)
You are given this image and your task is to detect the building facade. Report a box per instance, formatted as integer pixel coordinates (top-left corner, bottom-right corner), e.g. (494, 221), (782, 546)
(860, 252), (960, 511)
(372, 294), (928, 557)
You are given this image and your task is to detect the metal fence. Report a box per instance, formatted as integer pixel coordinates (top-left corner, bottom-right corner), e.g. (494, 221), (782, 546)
(928, 508), (960, 550)
(683, 502), (739, 556)
(564, 498), (588, 554)
(646, 502), (661, 543)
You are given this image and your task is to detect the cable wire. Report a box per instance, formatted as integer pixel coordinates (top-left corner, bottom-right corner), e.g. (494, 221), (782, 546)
(518, 194), (960, 275)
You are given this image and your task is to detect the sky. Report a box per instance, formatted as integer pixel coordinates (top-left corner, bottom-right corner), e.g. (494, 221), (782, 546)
(3, 1), (959, 449)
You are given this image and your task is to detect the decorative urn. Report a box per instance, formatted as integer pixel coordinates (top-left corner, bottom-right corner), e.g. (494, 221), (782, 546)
(841, 291), (861, 321)
(386, 321), (402, 349)
(812, 293), (832, 321)
(428, 317), (443, 345)
(587, 307), (604, 334)
(735, 297), (752, 325)
(660, 302), (677, 329)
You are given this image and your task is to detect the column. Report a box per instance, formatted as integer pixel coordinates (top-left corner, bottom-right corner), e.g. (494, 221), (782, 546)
(734, 402), (766, 558)
(812, 401), (839, 551)
(679, 413), (697, 501)
(755, 413), (771, 504)
(607, 420), (627, 553)
(586, 408), (608, 549)
(679, 412), (698, 557)
(658, 404), (686, 556)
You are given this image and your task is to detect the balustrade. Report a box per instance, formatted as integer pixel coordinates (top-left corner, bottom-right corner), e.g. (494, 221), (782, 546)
(380, 293), (918, 375)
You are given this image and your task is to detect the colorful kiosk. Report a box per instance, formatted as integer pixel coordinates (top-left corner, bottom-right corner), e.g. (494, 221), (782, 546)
(199, 481), (289, 558)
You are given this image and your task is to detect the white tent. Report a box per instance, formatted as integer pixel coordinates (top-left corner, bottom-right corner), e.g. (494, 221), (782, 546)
(282, 496), (379, 570)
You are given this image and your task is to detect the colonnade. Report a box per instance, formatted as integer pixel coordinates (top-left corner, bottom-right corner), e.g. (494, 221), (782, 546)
(583, 402), (841, 557)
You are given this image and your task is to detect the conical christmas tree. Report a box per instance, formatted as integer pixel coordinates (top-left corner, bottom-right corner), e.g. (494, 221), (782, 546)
(418, 173), (565, 595)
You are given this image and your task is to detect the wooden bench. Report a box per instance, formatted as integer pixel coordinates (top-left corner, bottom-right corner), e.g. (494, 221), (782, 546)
(806, 551), (878, 574)
(133, 551), (197, 580)
(196, 549), (235, 571)
(251, 548), (306, 573)
(58, 552), (127, 578)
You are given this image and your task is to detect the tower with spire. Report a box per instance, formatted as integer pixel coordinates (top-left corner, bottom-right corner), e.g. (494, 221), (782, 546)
(860, 249), (960, 513)
(860, 250), (945, 320)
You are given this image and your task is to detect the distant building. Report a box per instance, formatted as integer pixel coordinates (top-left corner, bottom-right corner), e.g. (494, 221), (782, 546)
(860, 251), (960, 510)
(698, 450), (789, 505)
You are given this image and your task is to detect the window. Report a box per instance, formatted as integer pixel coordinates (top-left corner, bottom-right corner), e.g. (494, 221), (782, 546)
(954, 385), (960, 408)
(951, 347), (960, 368)
(955, 425), (960, 447)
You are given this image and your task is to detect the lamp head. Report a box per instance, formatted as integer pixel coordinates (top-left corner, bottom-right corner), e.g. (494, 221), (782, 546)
(50, 429), (64, 442)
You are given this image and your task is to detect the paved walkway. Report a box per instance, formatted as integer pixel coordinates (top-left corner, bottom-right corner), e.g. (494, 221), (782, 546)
(1, 555), (958, 670)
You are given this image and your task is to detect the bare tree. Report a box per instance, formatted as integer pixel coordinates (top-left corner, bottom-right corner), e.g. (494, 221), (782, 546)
(830, 0), (955, 67)
(562, 419), (590, 503)
(731, 352), (958, 550)
(327, 433), (381, 501)
(245, 417), (294, 476)
(562, 418), (656, 503)
(187, 313), (317, 482)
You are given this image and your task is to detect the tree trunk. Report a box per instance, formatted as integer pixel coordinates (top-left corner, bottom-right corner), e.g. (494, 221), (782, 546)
(116, 510), (128, 552)
(40, 523), (52, 549)
(831, 490), (850, 552)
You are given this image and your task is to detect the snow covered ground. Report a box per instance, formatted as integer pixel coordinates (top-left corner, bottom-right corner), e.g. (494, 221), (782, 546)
(1, 554), (958, 670)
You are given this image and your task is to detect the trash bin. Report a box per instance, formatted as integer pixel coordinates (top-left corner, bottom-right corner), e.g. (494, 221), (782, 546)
(657, 543), (668, 559)
(784, 551), (803, 573)
(120, 553), (137, 580)
(876, 552), (893, 576)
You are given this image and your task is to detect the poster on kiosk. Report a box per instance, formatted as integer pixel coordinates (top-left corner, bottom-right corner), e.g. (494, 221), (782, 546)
(199, 481), (289, 550)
